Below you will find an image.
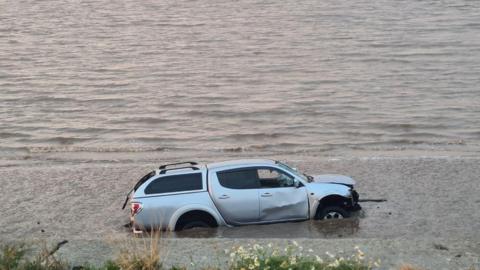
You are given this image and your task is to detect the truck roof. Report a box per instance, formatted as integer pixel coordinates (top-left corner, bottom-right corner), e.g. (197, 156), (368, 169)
(154, 159), (277, 176)
(206, 159), (275, 170)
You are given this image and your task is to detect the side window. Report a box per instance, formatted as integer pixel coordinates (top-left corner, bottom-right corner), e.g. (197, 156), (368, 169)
(217, 169), (260, 189)
(258, 168), (294, 188)
(145, 173), (203, 194)
(134, 171), (156, 191)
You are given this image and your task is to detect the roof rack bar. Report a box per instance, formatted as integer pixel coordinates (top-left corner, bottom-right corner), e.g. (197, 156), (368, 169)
(159, 166), (199, 174)
(159, 161), (198, 170)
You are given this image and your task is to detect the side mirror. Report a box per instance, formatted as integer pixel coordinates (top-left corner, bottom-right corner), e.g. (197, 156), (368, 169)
(294, 179), (300, 188)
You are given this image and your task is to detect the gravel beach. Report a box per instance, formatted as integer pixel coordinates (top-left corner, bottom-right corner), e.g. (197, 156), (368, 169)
(1, 156), (479, 269)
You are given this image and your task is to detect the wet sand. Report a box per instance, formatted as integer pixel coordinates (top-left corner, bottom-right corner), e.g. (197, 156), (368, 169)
(1, 156), (480, 269)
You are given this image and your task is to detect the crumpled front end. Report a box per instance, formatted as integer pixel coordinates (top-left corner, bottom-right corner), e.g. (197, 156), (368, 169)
(347, 189), (362, 212)
(307, 176), (362, 214)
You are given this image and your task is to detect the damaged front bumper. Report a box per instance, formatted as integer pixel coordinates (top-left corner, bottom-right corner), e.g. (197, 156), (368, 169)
(347, 189), (362, 212)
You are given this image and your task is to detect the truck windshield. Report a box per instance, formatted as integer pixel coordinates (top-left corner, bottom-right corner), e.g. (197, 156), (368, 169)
(276, 161), (310, 182)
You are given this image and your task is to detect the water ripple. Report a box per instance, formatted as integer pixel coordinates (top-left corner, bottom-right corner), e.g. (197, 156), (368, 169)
(1, 0), (479, 157)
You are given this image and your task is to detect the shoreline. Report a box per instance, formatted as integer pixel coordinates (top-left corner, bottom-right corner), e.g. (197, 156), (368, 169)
(1, 150), (480, 168)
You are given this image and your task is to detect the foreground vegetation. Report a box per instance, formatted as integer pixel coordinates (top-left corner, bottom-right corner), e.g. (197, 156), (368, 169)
(0, 240), (422, 270)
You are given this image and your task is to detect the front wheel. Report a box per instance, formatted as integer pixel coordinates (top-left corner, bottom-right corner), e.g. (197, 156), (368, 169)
(317, 206), (350, 220)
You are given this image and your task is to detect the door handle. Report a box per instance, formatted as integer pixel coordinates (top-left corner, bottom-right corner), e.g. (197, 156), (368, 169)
(261, 192), (272, 197)
(218, 194), (230, 199)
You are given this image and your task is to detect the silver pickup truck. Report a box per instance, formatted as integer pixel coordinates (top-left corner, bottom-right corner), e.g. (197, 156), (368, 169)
(123, 159), (361, 232)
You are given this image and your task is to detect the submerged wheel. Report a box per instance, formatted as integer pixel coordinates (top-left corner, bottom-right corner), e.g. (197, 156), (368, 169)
(175, 210), (218, 231)
(180, 220), (211, 230)
(317, 206), (350, 220)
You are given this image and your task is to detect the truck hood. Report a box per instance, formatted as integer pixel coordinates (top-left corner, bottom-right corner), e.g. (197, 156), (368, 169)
(312, 174), (355, 186)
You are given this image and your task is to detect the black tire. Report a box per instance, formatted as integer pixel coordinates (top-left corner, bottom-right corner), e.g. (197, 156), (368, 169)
(180, 220), (211, 230)
(175, 211), (217, 231)
(317, 206), (350, 220)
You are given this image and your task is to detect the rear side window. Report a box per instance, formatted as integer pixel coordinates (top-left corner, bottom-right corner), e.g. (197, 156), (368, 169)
(134, 171), (156, 191)
(217, 169), (260, 189)
(145, 173), (203, 194)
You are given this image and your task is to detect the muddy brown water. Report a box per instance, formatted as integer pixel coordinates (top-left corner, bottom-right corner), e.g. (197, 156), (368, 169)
(172, 218), (361, 239)
(125, 212), (364, 239)
(2, 0), (480, 163)
(2, 158), (480, 242)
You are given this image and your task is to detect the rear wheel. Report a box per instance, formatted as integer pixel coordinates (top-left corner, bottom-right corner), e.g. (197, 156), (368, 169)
(175, 211), (217, 231)
(317, 206), (349, 220)
(180, 220), (211, 230)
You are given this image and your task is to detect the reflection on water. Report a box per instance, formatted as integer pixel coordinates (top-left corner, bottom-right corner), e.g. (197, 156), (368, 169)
(171, 218), (361, 239)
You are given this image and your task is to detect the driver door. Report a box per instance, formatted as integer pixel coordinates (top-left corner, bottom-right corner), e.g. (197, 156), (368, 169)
(257, 167), (309, 222)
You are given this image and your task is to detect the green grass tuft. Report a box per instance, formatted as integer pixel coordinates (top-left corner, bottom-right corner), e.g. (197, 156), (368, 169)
(0, 245), (27, 270)
(0, 243), (67, 270)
